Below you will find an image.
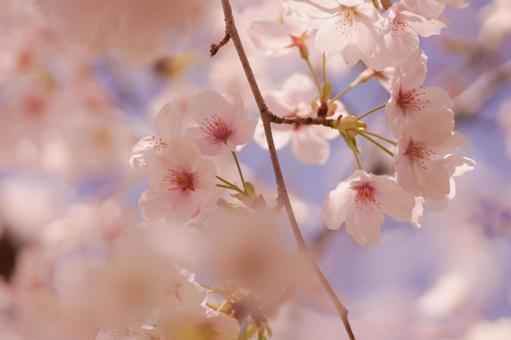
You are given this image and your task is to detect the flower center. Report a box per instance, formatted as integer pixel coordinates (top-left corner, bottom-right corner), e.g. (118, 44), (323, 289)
(339, 5), (356, 26)
(405, 141), (433, 160)
(405, 140), (435, 169)
(391, 12), (411, 34)
(398, 89), (427, 113)
(201, 114), (232, 142)
(353, 183), (379, 207)
(164, 169), (195, 192)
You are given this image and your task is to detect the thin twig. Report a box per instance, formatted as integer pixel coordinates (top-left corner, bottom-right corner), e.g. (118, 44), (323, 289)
(215, 1), (356, 339)
(210, 31), (231, 56)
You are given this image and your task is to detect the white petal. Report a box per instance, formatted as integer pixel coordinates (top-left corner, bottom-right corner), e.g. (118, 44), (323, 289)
(373, 176), (415, 221)
(315, 17), (352, 53)
(157, 102), (183, 141)
(322, 181), (354, 230)
(254, 120), (292, 150)
(282, 73), (316, 105)
(228, 117), (257, 149)
(188, 90), (233, 125)
(249, 21), (292, 54)
(415, 159), (451, 201)
(291, 127), (331, 164)
(345, 200), (384, 246)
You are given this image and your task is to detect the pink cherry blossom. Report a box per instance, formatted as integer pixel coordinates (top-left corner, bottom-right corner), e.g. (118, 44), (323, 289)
(248, 15), (309, 56)
(139, 137), (218, 224)
(323, 170), (417, 246)
(254, 73), (342, 164)
(34, 0), (207, 63)
(290, 0), (389, 69)
(386, 51), (453, 136)
(130, 102), (183, 168)
(479, 0), (511, 47)
(383, 4), (445, 64)
(395, 112), (475, 203)
(186, 90), (257, 156)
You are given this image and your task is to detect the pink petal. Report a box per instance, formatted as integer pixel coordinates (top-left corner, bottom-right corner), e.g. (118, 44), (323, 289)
(373, 176), (416, 221)
(345, 200), (384, 246)
(322, 181), (354, 230)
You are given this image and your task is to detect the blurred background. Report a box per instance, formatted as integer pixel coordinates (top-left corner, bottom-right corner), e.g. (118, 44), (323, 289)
(0, 0), (510, 339)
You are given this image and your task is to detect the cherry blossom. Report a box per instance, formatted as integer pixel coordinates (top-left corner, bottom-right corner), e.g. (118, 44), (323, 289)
(395, 112), (475, 203)
(139, 137), (218, 224)
(254, 73), (341, 164)
(186, 90), (257, 156)
(383, 3), (445, 64)
(202, 209), (309, 306)
(290, 0), (390, 69)
(34, 0), (207, 63)
(323, 170), (417, 246)
(386, 51), (453, 136)
(249, 14), (309, 56)
(479, 0), (511, 47)
(130, 102), (183, 168)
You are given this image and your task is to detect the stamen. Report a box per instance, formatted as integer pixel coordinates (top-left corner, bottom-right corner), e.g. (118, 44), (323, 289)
(201, 114), (232, 142)
(398, 89), (429, 113)
(405, 140), (435, 169)
(163, 169), (195, 192)
(336, 6), (356, 36)
(353, 183), (379, 209)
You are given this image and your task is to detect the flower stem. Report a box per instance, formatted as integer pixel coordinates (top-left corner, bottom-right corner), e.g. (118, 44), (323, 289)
(358, 130), (397, 146)
(343, 133), (362, 170)
(214, 1), (355, 339)
(304, 55), (322, 95)
(231, 151), (247, 192)
(322, 53), (327, 85)
(357, 131), (395, 157)
(331, 84), (355, 102)
(357, 104), (386, 120)
(216, 175), (246, 195)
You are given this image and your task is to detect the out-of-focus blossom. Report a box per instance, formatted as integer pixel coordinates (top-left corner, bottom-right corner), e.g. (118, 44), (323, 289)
(202, 209), (309, 307)
(33, 0), (207, 63)
(249, 12), (310, 56)
(323, 170), (417, 246)
(463, 318), (511, 340)
(499, 100), (511, 156)
(478, 0), (511, 47)
(254, 73), (341, 164)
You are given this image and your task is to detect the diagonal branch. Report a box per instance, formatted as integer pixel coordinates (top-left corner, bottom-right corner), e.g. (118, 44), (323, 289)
(213, 0), (356, 339)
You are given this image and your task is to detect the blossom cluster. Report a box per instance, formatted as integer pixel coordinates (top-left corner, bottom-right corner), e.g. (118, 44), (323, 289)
(5, 0), (511, 339)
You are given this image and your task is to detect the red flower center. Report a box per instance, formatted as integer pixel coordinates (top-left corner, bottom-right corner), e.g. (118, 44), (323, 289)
(201, 114), (232, 142)
(164, 169), (195, 192)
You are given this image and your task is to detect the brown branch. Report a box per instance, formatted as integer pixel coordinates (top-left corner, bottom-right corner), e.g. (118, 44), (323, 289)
(215, 0), (355, 339)
(210, 31), (231, 56)
(269, 114), (337, 128)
